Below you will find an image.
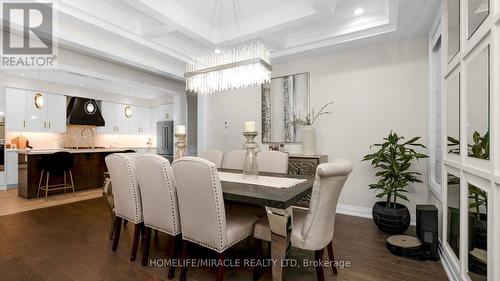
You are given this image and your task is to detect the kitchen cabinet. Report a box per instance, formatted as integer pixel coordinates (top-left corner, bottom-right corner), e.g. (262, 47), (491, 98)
(26, 92), (48, 131)
(98, 102), (152, 135)
(5, 88), (28, 132)
(6, 151), (18, 186)
(97, 101), (129, 134)
(46, 94), (67, 133)
(5, 88), (66, 133)
(129, 106), (151, 135)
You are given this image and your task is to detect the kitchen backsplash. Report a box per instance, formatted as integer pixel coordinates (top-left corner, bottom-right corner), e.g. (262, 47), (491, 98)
(6, 125), (156, 149)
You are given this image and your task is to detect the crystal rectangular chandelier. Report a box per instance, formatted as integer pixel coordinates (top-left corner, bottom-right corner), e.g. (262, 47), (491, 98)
(185, 43), (272, 95)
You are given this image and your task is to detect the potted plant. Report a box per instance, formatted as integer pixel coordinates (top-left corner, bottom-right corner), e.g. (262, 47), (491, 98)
(290, 101), (334, 155)
(362, 131), (428, 234)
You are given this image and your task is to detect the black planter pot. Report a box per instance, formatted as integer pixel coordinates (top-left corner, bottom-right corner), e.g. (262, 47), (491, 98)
(372, 202), (411, 234)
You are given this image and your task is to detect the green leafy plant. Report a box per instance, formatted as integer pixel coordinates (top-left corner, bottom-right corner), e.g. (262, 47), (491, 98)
(447, 130), (489, 159)
(362, 131), (428, 208)
(469, 184), (487, 220)
(290, 101), (334, 126)
(470, 131), (489, 159)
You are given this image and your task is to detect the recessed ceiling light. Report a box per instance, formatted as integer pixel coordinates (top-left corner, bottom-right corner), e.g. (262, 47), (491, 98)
(214, 49), (221, 54)
(80, 83), (84, 87)
(353, 8), (364, 16)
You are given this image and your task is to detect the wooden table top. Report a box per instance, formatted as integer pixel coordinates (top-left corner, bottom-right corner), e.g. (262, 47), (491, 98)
(219, 169), (314, 209)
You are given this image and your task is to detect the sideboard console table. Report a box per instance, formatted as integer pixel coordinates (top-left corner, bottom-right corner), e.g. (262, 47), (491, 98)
(288, 154), (328, 208)
(288, 154), (328, 175)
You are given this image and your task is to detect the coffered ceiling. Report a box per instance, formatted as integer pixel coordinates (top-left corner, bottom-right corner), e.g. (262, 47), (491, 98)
(36, 0), (439, 81)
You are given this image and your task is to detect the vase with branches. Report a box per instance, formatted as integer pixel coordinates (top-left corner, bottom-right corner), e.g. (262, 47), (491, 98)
(290, 101), (334, 126)
(289, 101), (334, 155)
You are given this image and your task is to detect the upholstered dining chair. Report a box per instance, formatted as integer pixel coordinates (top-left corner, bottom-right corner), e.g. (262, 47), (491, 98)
(135, 154), (182, 278)
(253, 159), (353, 281)
(198, 149), (224, 168)
(105, 153), (144, 262)
(222, 150), (246, 170)
(172, 157), (259, 281)
(257, 151), (289, 174)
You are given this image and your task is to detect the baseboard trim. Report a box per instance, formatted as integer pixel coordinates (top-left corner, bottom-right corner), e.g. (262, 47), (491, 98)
(336, 203), (416, 226)
(439, 242), (461, 281)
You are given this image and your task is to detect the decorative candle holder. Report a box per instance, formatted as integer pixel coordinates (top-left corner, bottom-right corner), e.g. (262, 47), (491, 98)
(175, 134), (187, 160)
(242, 131), (259, 179)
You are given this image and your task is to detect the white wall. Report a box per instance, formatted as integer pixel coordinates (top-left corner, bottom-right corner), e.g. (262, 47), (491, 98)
(201, 36), (430, 220)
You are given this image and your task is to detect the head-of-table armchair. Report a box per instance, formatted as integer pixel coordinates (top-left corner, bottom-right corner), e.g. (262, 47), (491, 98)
(254, 159), (353, 281)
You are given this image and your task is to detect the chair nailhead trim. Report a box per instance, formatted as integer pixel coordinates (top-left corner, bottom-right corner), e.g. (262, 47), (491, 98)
(174, 157), (225, 251)
(161, 159), (180, 235)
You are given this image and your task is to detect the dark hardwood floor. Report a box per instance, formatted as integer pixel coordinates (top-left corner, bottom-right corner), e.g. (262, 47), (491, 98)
(0, 198), (448, 281)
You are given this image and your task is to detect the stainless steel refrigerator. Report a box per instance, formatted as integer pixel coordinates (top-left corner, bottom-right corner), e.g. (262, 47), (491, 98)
(157, 120), (174, 163)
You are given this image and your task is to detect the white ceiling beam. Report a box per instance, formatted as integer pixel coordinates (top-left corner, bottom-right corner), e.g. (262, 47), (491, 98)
(141, 24), (177, 40)
(126, 0), (216, 45)
(41, 0), (192, 63)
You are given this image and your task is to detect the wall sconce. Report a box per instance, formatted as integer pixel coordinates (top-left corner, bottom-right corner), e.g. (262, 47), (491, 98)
(34, 93), (44, 109)
(124, 106), (132, 118)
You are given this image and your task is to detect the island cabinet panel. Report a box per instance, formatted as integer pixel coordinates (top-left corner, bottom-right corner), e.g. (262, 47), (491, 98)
(18, 151), (116, 199)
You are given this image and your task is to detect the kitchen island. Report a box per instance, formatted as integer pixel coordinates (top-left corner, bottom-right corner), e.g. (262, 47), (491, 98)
(17, 149), (137, 199)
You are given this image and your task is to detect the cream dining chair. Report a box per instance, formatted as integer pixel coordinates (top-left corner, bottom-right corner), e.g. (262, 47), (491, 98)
(198, 149), (224, 168)
(172, 157), (259, 281)
(222, 150), (246, 170)
(105, 153), (144, 262)
(257, 150), (289, 174)
(135, 154), (181, 278)
(253, 159), (353, 281)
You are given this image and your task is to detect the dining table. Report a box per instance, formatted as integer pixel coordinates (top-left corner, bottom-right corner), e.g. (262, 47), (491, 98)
(218, 169), (315, 281)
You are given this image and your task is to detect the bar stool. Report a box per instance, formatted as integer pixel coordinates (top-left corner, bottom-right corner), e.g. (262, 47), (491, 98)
(37, 151), (76, 200)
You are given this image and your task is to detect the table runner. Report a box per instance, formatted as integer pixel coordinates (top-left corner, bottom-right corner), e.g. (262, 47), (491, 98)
(218, 172), (306, 189)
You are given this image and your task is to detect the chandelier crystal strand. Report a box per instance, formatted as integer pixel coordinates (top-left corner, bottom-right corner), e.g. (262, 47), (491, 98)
(185, 43), (272, 95)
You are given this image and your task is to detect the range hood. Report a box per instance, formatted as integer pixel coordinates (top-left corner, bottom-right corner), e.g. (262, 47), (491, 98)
(67, 97), (105, 126)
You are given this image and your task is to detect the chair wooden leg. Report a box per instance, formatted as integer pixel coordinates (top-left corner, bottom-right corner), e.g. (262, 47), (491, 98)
(253, 239), (263, 281)
(37, 170), (44, 198)
(109, 213), (116, 240)
(112, 216), (122, 251)
(180, 242), (188, 281)
(315, 249), (325, 281)
(130, 223), (141, 261)
(69, 170), (75, 195)
(45, 172), (50, 200)
(167, 234), (182, 279)
(216, 252), (225, 281)
(327, 241), (338, 275)
(141, 227), (152, 266)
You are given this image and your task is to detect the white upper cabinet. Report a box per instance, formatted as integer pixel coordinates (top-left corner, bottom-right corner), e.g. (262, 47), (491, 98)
(98, 102), (153, 135)
(5, 88), (28, 132)
(97, 101), (119, 134)
(5, 88), (67, 133)
(128, 106), (151, 135)
(46, 93), (67, 133)
(26, 92), (48, 131)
